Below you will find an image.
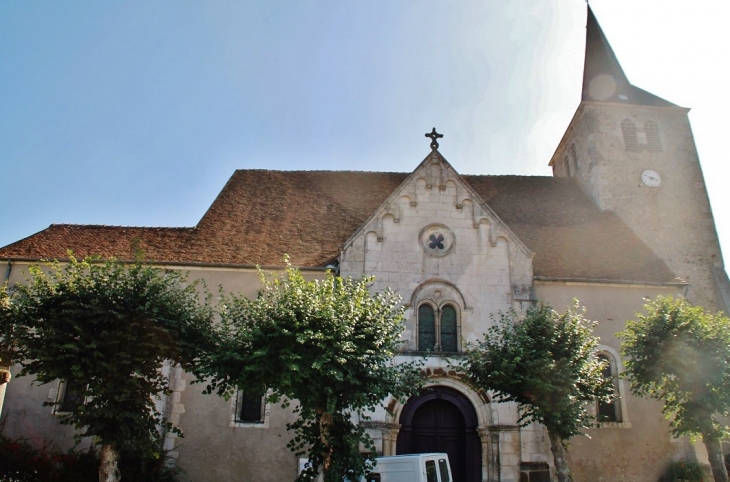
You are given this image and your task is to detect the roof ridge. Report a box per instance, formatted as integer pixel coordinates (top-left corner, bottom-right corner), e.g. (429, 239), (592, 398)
(463, 174), (554, 179)
(48, 224), (194, 230)
(230, 169), (555, 179)
(233, 168), (410, 175)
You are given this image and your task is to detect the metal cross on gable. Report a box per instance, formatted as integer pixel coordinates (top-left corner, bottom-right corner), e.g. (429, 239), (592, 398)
(425, 128), (443, 150)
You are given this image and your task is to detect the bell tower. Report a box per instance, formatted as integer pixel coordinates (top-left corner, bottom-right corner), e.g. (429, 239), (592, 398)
(549, 7), (729, 311)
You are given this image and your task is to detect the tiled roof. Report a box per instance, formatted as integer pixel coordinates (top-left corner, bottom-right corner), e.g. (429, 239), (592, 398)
(0, 225), (197, 263)
(193, 170), (406, 266)
(0, 170), (676, 283)
(465, 175), (675, 282)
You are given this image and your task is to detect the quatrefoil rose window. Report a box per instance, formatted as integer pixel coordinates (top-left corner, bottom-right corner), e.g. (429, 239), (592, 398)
(420, 224), (455, 257)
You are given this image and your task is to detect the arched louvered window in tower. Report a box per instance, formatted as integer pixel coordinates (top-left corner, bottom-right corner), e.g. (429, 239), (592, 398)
(621, 119), (638, 150)
(645, 121), (662, 151)
(418, 304), (436, 351)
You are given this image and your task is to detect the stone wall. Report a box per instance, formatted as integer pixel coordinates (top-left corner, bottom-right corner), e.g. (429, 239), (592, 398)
(536, 280), (688, 481)
(0, 262), (317, 482)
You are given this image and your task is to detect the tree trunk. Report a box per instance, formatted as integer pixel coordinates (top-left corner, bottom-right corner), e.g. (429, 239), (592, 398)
(548, 430), (572, 482)
(0, 368), (10, 418)
(703, 433), (729, 482)
(98, 444), (121, 482)
(318, 410), (335, 481)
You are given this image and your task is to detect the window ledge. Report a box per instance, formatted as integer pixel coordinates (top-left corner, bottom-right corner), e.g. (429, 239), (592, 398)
(230, 420), (269, 429)
(598, 421), (631, 429)
(400, 350), (463, 357)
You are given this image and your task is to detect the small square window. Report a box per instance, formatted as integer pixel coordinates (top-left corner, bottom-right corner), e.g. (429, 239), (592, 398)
(238, 391), (264, 423)
(230, 388), (270, 428)
(54, 379), (85, 415)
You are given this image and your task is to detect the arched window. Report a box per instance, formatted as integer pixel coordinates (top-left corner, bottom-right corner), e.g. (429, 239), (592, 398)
(597, 354), (621, 423)
(417, 303), (460, 353)
(412, 281), (465, 354)
(645, 121), (662, 151)
(418, 304), (436, 351)
(621, 119), (638, 150)
(440, 305), (458, 352)
(564, 155), (572, 177)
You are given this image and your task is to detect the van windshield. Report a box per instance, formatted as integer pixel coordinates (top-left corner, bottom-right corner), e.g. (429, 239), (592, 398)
(425, 460), (438, 482)
(438, 459), (450, 482)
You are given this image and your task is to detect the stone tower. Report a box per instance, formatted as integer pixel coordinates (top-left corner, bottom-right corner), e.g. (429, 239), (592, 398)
(549, 7), (729, 311)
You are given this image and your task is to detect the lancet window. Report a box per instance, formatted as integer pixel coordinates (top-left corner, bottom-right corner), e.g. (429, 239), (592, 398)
(418, 303), (459, 353)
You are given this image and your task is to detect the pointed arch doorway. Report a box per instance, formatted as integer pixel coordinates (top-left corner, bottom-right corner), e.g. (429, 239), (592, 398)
(396, 386), (481, 482)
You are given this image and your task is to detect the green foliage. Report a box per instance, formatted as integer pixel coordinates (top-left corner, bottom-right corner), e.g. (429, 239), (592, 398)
(665, 460), (706, 482)
(619, 296), (730, 442)
(0, 255), (215, 455)
(203, 261), (423, 482)
(458, 303), (613, 440)
(0, 432), (181, 482)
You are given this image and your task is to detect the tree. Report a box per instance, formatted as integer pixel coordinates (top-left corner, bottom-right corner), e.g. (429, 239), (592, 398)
(0, 256), (215, 482)
(203, 262), (423, 482)
(1, 284), (10, 369)
(457, 303), (613, 482)
(619, 296), (730, 482)
(0, 285), (12, 387)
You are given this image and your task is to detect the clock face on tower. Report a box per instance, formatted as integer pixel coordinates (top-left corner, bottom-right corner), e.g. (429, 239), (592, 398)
(641, 169), (661, 187)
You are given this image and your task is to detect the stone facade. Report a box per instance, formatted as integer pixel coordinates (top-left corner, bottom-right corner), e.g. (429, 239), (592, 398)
(341, 151), (534, 351)
(0, 6), (727, 482)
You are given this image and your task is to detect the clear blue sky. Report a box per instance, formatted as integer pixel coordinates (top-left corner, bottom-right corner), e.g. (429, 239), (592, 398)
(1, 1), (728, 268)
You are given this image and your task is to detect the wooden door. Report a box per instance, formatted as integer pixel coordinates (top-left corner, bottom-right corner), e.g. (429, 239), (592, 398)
(411, 399), (466, 482)
(396, 387), (481, 482)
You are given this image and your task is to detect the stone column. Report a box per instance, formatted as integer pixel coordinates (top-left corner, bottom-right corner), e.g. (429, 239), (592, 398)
(360, 422), (400, 456)
(490, 425), (520, 482)
(381, 424), (400, 456)
(479, 427), (501, 482)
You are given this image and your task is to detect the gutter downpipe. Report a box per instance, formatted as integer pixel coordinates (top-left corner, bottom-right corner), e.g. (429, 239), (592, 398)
(0, 260), (12, 419)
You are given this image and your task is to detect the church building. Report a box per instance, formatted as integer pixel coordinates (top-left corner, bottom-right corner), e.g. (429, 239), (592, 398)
(1, 7), (727, 482)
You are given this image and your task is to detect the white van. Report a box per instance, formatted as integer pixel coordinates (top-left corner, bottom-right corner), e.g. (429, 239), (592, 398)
(362, 453), (453, 482)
